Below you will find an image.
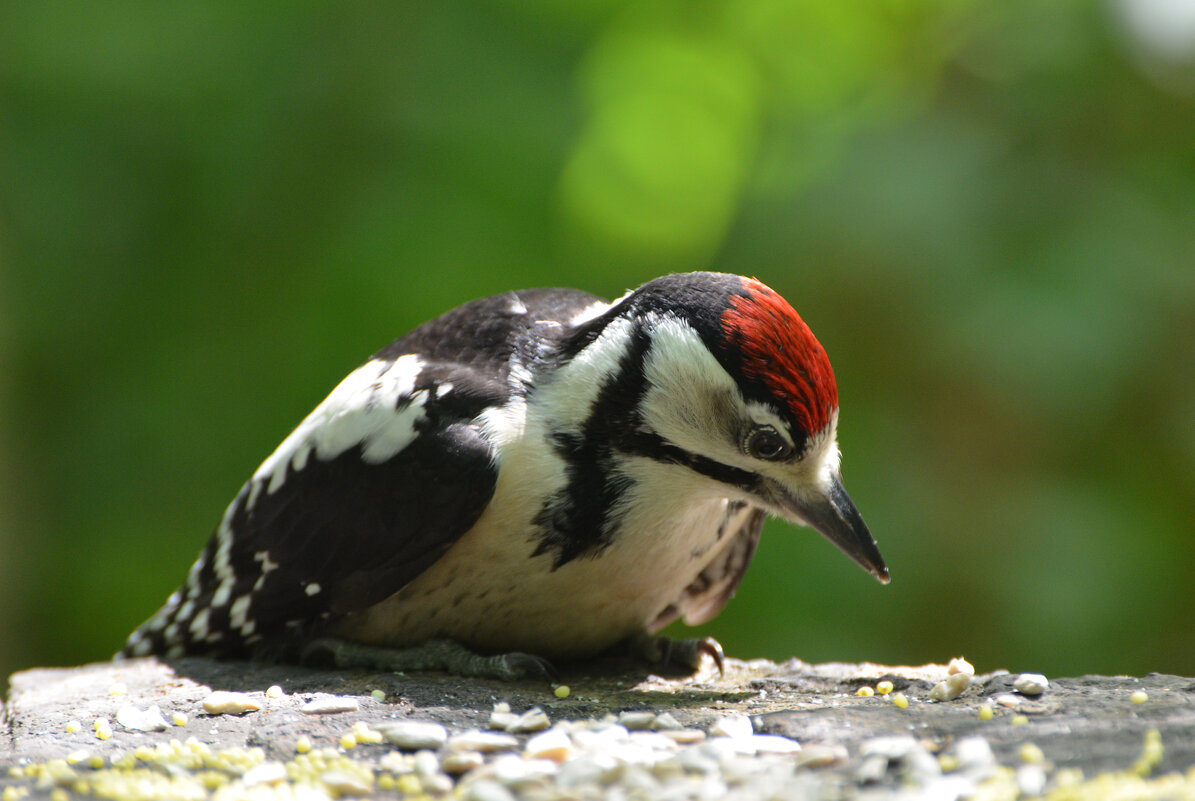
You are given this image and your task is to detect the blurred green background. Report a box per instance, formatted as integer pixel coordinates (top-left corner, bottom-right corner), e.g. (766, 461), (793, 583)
(3, 0), (1194, 691)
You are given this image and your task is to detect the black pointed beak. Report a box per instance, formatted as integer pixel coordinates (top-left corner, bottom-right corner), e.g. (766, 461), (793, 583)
(780, 473), (889, 583)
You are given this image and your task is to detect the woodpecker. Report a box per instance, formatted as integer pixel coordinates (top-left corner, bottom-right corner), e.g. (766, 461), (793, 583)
(118, 272), (888, 679)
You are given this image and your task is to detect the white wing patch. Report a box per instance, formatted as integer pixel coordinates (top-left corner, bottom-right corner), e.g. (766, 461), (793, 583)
(247, 356), (426, 508)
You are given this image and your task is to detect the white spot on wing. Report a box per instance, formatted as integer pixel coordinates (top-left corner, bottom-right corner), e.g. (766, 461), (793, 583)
(230, 595), (251, 629)
(248, 356), (427, 504)
(254, 550), (279, 574)
(569, 299), (613, 326)
(211, 581), (232, 608)
(188, 607), (211, 638)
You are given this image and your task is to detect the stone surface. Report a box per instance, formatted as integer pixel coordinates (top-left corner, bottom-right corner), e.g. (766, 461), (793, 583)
(3, 655), (1194, 798)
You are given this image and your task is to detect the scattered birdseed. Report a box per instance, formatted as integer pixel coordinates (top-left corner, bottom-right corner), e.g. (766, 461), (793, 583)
(108, 681), (128, 696)
(1012, 714), (1029, 725)
(1019, 743), (1045, 764)
(295, 736), (312, 753)
(203, 691), (261, 715)
(339, 733), (358, 750)
(349, 721), (384, 745)
(978, 704), (994, 721)
(1014, 673), (1049, 696)
(172, 712), (188, 727)
(1131, 690), (1149, 704)
(371, 689), (386, 702)
(1132, 729), (1163, 776)
(64, 720), (81, 734)
(892, 693), (909, 709)
(265, 684), (285, 698)
(876, 680), (894, 695)
(856, 686), (874, 697)
(300, 695), (359, 714)
(554, 685), (571, 698)
(947, 657), (975, 676)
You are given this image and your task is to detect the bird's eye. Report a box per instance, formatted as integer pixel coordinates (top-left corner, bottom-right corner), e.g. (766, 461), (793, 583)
(744, 426), (790, 461)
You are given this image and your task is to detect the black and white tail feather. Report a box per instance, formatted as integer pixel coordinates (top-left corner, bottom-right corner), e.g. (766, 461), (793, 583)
(119, 273), (887, 676)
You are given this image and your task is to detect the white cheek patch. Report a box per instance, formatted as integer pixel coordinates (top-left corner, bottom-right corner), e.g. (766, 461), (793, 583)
(248, 356), (427, 506)
(638, 315), (746, 465)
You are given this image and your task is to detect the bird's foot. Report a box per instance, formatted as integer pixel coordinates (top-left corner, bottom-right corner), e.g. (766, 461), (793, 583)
(300, 637), (558, 681)
(625, 633), (725, 676)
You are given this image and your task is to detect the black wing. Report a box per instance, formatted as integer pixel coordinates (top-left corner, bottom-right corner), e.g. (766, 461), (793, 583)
(121, 287), (606, 660)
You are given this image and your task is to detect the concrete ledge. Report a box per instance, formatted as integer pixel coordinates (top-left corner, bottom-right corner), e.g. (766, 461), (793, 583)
(3, 657), (1193, 798)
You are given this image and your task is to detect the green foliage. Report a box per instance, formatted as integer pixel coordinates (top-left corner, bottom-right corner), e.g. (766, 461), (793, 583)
(2, 0), (1193, 683)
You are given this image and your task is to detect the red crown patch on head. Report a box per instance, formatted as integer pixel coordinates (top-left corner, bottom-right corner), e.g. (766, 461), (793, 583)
(720, 277), (838, 435)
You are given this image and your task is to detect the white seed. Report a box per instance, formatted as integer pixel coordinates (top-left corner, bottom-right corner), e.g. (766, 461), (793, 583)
(413, 749), (441, 778)
(242, 761), (288, 786)
(1014, 674), (1049, 696)
(463, 779), (518, 801)
(1018, 764), (1048, 796)
(447, 730), (520, 753)
(948, 672), (972, 693)
(947, 657), (975, 676)
(524, 728), (574, 762)
(652, 712), (682, 730)
(488, 711), (520, 731)
(265, 685), (285, 698)
(745, 734), (801, 754)
(507, 707), (551, 733)
(618, 711), (656, 730)
(300, 695), (359, 714)
(929, 680), (963, 702)
(115, 703), (171, 732)
(320, 770), (372, 796)
(659, 728), (706, 744)
(378, 720), (448, 750)
(202, 691), (261, 715)
(709, 715), (753, 739)
(796, 743), (848, 767)
(442, 750), (485, 775)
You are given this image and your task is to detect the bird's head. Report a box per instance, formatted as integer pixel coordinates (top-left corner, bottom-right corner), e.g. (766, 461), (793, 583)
(582, 272), (888, 583)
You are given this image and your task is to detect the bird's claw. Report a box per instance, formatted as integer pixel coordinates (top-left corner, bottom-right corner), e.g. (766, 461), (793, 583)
(631, 634), (725, 676)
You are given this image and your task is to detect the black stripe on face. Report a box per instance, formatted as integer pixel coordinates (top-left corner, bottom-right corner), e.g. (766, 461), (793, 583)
(533, 319), (762, 569)
(532, 323), (653, 567)
(620, 431), (760, 494)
